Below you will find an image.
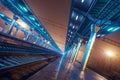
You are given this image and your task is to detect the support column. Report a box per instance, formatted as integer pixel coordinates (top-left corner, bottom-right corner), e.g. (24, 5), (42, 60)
(2, 22), (8, 33)
(81, 24), (100, 71)
(73, 39), (82, 63)
(71, 43), (77, 62)
(26, 32), (30, 41)
(13, 28), (19, 37)
(7, 15), (19, 34)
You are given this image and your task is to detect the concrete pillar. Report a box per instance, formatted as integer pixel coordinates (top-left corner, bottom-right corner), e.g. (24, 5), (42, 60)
(7, 15), (19, 34)
(2, 22), (8, 33)
(81, 24), (100, 71)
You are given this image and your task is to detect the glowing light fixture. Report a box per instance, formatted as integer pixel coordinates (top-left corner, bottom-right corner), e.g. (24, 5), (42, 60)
(107, 27), (113, 31)
(18, 4), (28, 12)
(68, 30), (70, 32)
(70, 23), (72, 26)
(73, 25), (75, 29)
(47, 41), (50, 44)
(113, 27), (120, 32)
(97, 34), (100, 37)
(106, 50), (114, 57)
(76, 15), (79, 20)
(35, 22), (40, 26)
(81, 0), (85, 3)
(29, 16), (35, 21)
(7, 18), (12, 22)
(71, 11), (75, 18)
(101, 34), (105, 37)
(33, 42), (36, 44)
(41, 28), (44, 31)
(17, 20), (29, 29)
(0, 13), (4, 17)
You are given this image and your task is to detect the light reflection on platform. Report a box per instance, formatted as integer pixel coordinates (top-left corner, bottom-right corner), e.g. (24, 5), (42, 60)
(70, 62), (107, 80)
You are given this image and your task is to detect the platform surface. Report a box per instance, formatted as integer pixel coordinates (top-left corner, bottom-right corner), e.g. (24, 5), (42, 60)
(27, 59), (108, 80)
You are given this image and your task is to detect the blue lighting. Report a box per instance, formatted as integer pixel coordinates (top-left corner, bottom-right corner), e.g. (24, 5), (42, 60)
(73, 25), (75, 29)
(7, 18), (12, 22)
(97, 34), (100, 37)
(107, 27), (120, 32)
(81, 0), (85, 3)
(41, 28), (44, 31)
(35, 22), (40, 26)
(18, 4), (28, 12)
(101, 34), (105, 37)
(29, 16), (35, 21)
(107, 27), (113, 31)
(0, 13), (5, 17)
(71, 11), (75, 18)
(113, 27), (120, 32)
(76, 15), (79, 20)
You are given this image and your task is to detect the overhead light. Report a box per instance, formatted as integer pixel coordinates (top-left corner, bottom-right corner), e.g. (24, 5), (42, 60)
(81, 0), (85, 3)
(106, 50), (114, 57)
(7, 18), (12, 22)
(47, 41), (50, 44)
(17, 20), (29, 29)
(101, 34), (104, 37)
(107, 27), (113, 31)
(41, 28), (44, 31)
(0, 13), (4, 17)
(18, 4), (28, 12)
(68, 30), (71, 32)
(71, 32), (73, 34)
(33, 42), (36, 44)
(35, 23), (40, 26)
(70, 23), (73, 26)
(29, 16), (35, 21)
(71, 11), (75, 18)
(76, 15), (79, 20)
(73, 25), (75, 29)
(113, 27), (120, 32)
(97, 34), (100, 37)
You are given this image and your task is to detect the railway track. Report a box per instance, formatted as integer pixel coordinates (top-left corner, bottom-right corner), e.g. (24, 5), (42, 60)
(0, 32), (60, 80)
(0, 55), (57, 80)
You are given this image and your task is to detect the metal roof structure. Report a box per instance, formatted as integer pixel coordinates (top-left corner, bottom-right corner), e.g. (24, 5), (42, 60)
(0, 0), (61, 53)
(65, 0), (120, 51)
